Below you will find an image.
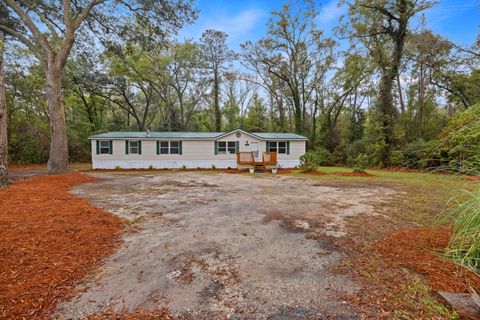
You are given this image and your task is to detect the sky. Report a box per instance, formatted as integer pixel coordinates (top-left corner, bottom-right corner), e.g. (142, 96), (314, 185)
(179, 0), (480, 50)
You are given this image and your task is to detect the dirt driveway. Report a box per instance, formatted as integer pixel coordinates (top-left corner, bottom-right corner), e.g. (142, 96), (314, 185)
(56, 172), (398, 319)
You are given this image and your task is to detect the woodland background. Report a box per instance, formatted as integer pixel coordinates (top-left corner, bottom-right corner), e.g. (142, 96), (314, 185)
(1, 0), (479, 173)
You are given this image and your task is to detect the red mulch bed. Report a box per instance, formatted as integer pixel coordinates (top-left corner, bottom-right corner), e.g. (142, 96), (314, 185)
(465, 176), (480, 181)
(0, 173), (124, 319)
(332, 172), (375, 177)
(377, 227), (480, 292)
(300, 170), (327, 176)
(223, 169), (245, 174)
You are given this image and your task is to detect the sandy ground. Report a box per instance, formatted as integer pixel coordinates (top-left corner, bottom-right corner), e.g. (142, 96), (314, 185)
(56, 172), (398, 319)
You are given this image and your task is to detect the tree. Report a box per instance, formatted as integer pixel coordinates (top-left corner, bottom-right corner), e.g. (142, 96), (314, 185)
(242, 0), (335, 134)
(244, 93), (268, 132)
(342, 0), (434, 165)
(158, 42), (209, 130)
(0, 0), (196, 173)
(222, 72), (254, 131)
(0, 25), (7, 186)
(0, 2), (15, 186)
(200, 29), (235, 131)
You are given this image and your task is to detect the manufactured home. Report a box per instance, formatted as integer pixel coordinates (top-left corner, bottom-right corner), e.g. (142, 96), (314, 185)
(89, 129), (307, 169)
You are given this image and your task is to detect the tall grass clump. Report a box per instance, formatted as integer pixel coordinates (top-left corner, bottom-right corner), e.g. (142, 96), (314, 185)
(446, 188), (480, 274)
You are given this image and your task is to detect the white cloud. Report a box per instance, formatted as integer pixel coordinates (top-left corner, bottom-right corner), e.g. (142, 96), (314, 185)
(203, 7), (267, 41)
(180, 6), (268, 46)
(318, 0), (345, 26)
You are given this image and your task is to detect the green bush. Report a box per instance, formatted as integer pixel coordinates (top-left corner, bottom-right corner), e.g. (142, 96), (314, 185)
(434, 104), (480, 174)
(446, 189), (480, 273)
(300, 152), (319, 171)
(300, 148), (333, 171)
(312, 148), (334, 166)
(351, 154), (369, 173)
(389, 140), (435, 169)
(346, 138), (385, 168)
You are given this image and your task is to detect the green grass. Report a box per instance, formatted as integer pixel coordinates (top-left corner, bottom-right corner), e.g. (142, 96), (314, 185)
(446, 189), (480, 273)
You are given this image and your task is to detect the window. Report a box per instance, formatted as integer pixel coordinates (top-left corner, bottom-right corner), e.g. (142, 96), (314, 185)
(170, 141), (180, 154)
(125, 140), (141, 155)
(160, 141), (169, 154)
(99, 140), (110, 154)
(268, 141), (288, 154)
(157, 141), (181, 155)
(218, 141), (236, 154)
(129, 140), (139, 154)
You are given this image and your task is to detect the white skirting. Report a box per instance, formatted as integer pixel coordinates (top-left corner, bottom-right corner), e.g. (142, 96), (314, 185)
(92, 159), (300, 169)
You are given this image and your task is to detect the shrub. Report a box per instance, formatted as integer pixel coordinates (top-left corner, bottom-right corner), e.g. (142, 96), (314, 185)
(446, 189), (480, 273)
(300, 148), (333, 171)
(435, 104), (480, 174)
(300, 152), (319, 171)
(313, 148), (334, 166)
(114, 165), (121, 170)
(389, 140), (434, 169)
(211, 164), (216, 170)
(351, 154), (369, 173)
(148, 165), (155, 170)
(181, 165), (187, 170)
(346, 138), (385, 168)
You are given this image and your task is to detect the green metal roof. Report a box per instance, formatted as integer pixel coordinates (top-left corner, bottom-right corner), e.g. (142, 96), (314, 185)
(89, 130), (308, 140)
(251, 132), (307, 140)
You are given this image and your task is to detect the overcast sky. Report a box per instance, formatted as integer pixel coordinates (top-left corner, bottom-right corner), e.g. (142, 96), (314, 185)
(179, 0), (480, 49)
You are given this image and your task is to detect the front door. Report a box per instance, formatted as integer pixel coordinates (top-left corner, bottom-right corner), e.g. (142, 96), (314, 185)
(250, 142), (259, 159)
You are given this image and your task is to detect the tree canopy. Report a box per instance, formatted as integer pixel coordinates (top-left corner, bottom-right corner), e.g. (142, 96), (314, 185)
(1, 0), (479, 174)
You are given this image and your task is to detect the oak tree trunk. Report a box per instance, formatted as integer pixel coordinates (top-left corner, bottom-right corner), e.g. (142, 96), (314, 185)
(45, 62), (69, 174)
(378, 70), (395, 166)
(0, 30), (8, 186)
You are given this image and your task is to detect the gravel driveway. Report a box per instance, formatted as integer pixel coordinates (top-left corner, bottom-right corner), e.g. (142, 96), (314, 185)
(56, 172), (398, 319)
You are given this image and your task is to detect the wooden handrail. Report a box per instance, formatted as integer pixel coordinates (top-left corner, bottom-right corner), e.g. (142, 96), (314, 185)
(262, 152), (277, 166)
(237, 152), (256, 165)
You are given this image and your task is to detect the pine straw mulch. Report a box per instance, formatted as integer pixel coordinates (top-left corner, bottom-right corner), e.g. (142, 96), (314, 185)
(333, 212), (480, 317)
(0, 173), (124, 320)
(377, 227), (480, 292)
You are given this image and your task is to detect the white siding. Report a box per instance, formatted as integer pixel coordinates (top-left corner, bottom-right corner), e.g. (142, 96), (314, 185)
(91, 131), (306, 169)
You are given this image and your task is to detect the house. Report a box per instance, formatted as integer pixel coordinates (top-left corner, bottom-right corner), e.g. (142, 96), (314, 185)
(89, 129), (307, 169)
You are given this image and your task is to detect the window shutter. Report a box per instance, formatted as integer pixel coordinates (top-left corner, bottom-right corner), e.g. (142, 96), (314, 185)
(179, 141), (183, 155)
(96, 140), (99, 154)
(287, 141), (290, 155)
(235, 141), (239, 153)
(156, 141), (159, 155)
(138, 141), (142, 155)
(109, 140), (113, 154)
(125, 141), (129, 155)
(214, 141), (218, 155)
(266, 141), (270, 152)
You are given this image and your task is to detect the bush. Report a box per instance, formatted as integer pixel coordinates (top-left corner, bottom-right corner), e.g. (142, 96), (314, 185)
(446, 189), (480, 273)
(300, 152), (319, 171)
(435, 104), (480, 174)
(300, 148), (333, 171)
(351, 154), (369, 173)
(346, 138), (385, 168)
(389, 140), (435, 169)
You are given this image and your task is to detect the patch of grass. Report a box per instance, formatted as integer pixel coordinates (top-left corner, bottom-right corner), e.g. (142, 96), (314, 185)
(403, 280), (459, 319)
(446, 188), (480, 273)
